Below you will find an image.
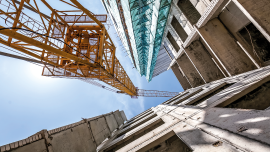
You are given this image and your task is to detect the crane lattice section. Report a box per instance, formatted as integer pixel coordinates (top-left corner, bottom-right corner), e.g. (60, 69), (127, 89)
(0, 0), (179, 98)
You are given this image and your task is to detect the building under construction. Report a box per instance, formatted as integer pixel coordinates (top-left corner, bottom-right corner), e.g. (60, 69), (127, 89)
(1, 66), (270, 152)
(1, 0), (270, 151)
(102, 0), (270, 86)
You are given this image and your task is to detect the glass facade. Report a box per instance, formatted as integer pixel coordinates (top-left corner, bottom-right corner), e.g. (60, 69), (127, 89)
(102, 0), (172, 81)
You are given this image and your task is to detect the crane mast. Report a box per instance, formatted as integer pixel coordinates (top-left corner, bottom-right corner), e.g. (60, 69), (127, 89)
(0, 0), (179, 98)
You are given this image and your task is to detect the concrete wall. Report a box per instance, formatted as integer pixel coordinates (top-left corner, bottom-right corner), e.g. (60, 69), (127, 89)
(185, 40), (224, 82)
(120, 111), (127, 122)
(177, 53), (205, 87)
(171, 63), (192, 90)
(50, 123), (96, 152)
(198, 18), (257, 75)
(98, 66), (270, 152)
(90, 117), (112, 145)
(113, 110), (124, 126)
(9, 140), (47, 152)
(0, 111), (126, 152)
(105, 113), (119, 132)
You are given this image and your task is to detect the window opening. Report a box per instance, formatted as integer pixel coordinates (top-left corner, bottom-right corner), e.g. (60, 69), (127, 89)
(123, 111), (154, 129)
(166, 91), (189, 104)
(117, 113), (157, 138)
(177, 0), (201, 25)
(173, 88), (203, 105)
(238, 23), (270, 63)
(105, 119), (164, 152)
(167, 31), (180, 52)
(219, 80), (270, 110)
(138, 132), (192, 152)
(171, 16), (188, 42)
(188, 83), (234, 106)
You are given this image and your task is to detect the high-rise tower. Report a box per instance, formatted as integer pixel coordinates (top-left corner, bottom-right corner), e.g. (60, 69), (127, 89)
(101, 0), (174, 81)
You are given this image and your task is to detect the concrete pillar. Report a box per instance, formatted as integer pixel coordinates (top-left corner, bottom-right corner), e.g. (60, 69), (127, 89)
(199, 37), (230, 77)
(171, 63), (192, 90)
(176, 53), (205, 87)
(184, 40), (225, 83)
(177, 0), (201, 25)
(233, 0), (270, 42)
(198, 18), (257, 75)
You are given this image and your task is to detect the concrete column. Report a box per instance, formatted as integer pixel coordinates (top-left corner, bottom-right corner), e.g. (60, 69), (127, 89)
(176, 53), (205, 87)
(198, 18), (257, 75)
(171, 63), (192, 90)
(232, 0), (270, 42)
(184, 40), (225, 83)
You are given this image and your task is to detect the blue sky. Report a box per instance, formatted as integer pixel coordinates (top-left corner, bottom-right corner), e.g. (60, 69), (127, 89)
(0, 0), (183, 145)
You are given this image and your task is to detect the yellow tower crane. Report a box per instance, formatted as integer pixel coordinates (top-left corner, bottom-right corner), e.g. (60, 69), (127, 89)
(0, 0), (179, 98)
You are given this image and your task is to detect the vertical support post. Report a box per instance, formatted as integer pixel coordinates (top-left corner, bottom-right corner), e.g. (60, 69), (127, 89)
(183, 46), (207, 83)
(178, 64), (193, 88)
(98, 27), (106, 66)
(166, 40), (194, 88)
(212, 58), (227, 78)
(194, 25), (232, 77)
(237, 41), (260, 69)
(8, 0), (24, 44)
(111, 45), (116, 75)
(42, 130), (54, 152)
(41, 12), (54, 60)
(163, 44), (173, 60)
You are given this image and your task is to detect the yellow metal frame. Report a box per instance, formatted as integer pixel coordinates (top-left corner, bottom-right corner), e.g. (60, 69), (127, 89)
(0, 0), (136, 96)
